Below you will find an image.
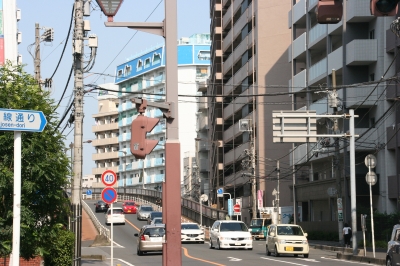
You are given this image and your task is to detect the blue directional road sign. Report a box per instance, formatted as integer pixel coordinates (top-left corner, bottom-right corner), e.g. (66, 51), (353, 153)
(86, 189), (92, 196)
(217, 188), (224, 198)
(0, 108), (47, 132)
(102, 187), (117, 204)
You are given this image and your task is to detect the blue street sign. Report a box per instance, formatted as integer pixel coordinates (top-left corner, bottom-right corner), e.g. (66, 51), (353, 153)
(86, 190), (92, 196)
(228, 199), (233, 217)
(217, 188), (223, 194)
(102, 187), (117, 204)
(0, 108), (47, 132)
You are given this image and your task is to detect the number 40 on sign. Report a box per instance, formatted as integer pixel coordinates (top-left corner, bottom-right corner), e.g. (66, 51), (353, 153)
(101, 170), (117, 187)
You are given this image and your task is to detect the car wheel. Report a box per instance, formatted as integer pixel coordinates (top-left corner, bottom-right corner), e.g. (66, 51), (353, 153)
(266, 245), (271, 256)
(304, 254), (309, 258)
(209, 238), (214, 249)
(294, 254), (298, 257)
(274, 245), (279, 257)
(137, 246), (143, 256)
(387, 257), (392, 266)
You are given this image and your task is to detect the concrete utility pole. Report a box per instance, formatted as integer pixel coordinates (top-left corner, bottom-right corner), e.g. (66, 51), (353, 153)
(72, 0), (84, 265)
(331, 69), (344, 244)
(34, 23), (41, 84)
(251, 128), (257, 220)
(277, 160), (280, 223)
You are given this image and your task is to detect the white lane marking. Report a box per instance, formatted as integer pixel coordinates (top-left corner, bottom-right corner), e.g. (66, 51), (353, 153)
(111, 239), (124, 248)
(297, 258), (319, 262)
(118, 258), (135, 266)
(320, 257), (380, 265)
(227, 257), (242, 261)
(260, 257), (309, 266)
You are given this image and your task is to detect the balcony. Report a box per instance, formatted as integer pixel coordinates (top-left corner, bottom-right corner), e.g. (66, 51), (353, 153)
(291, 0), (306, 25)
(225, 141), (250, 165)
(223, 29), (232, 52)
(92, 137), (119, 146)
(345, 85), (379, 108)
(309, 24), (327, 48)
(346, 39), (377, 66)
(327, 46), (343, 72)
(199, 158), (209, 172)
(346, 0), (374, 23)
(309, 58), (327, 84)
(233, 62), (248, 85)
(309, 97), (333, 115)
(234, 35), (249, 65)
(198, 115), (209, 131)
(92, 166), (119, 175)
(291, 69), (307, 93)
(290, 32), (306, 62)
(223, 87), (252, 120)
(308, 0), (318, 11)
(197, 96), (208, 110)
(225, 170), (247, 187)
(224, 77), (234, 95)
(92, 122), (118, 133)
(328, 20), (342, 35)
(387, 82), (400, 100)
(224, 54), (233, 75)
(223, 4), (232, 29)
(154, 174), (165, 183)
(233, 8), (249, 40)
(93, 151), (119, 161)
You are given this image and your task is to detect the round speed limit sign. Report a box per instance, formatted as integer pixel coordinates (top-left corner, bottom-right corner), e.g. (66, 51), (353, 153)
(101, 170), (117, 187)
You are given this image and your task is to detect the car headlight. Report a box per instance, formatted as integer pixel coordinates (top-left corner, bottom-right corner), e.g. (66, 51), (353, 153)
(302, 240), (308, 244)
(278, 239), (286, 244)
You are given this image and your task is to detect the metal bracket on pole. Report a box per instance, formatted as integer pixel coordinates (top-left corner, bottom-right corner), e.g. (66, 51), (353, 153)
(132, 98), (175, 119)
(104, 21), (164, 37)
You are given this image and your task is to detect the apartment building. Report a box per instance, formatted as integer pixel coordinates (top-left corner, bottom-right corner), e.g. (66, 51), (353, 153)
(91, 84), (119, 187)
(289, 0), (397, 230)
(209, 0), (293, 223)
(114, 34), (211, 191)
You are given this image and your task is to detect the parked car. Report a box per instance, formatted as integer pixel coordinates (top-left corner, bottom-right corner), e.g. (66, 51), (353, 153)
(94, 200), (109, 213)
(147, 211), (163, 225)
(386, 224), (400, 266)
(137, 205), (154, 221)
(209, 220), (252, 250)
(181, 223), (204, 243)
(122, 200), (137, 214)
(134, 224), (165, 256)
(105, 207), (125, 225)
(266, 224), (309, 258)
(150, 217), (163, 225)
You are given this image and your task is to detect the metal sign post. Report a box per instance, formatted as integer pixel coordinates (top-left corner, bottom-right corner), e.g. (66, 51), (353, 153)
(0, 108), (47, 266)
(365, 154), (377, 258)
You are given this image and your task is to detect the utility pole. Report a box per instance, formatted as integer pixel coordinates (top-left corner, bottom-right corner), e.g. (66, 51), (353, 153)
(330, 69), (344, 244)
(251, 125), (257, 220)
(72, 0), (84, 265)
(34, 23), (41, 84)
(277, 160), (280, 223)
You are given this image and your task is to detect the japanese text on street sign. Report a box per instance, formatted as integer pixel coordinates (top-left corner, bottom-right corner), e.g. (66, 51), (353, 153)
(0, 108), (47, 132)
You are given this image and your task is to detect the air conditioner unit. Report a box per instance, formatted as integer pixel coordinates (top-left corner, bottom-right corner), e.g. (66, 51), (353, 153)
(239, 119), (251, 132)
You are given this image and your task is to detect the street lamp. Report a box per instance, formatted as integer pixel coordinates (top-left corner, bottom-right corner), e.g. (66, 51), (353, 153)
(95, 0), (124, 22)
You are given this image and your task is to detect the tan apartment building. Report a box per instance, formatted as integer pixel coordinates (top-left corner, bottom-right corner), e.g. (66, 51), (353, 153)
(91, 84), (120, 188)
(209, 0), (293, 223)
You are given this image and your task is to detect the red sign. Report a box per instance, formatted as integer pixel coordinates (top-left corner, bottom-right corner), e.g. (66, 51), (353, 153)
(101, 187), (117, 204)
(101, 169), (117, 187)
(233, 204), (241, 213)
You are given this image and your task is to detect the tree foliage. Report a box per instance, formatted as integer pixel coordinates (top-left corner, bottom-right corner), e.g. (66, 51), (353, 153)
(0, 62), (72, 260)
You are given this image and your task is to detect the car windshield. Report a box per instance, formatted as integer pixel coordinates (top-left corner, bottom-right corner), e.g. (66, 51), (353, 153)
(154, 219), (163, 224)
(277, 226), (304, 236)
(182, 224), (200, 230)
(108, 209), (123, 215)
(98, 201), (105, 205)
(250, 219), (263, 227)
(151, 212), (162, 218)
(220, 222), (248, 232)
(125, 202), (135, 206)
(141, 206), (153, 211)
(144, 227), (165, 237)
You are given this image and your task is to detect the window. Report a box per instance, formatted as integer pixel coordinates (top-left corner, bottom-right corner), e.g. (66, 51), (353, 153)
(153, 53), (161, 65)
(117, 69), (123, 78)
(196, 67), (209, 78)
(137, 60), (143, 71)
(369, 29), (375, 39)
(125, 65), (132, 76)
(144, 58), (151, 68)
(370, 73), (375, 81)
(198, 50), (210, 60)
(160, 170), (164, 174)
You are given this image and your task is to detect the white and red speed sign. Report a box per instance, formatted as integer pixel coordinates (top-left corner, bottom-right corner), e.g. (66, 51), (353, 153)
(101, 169), (117, 187)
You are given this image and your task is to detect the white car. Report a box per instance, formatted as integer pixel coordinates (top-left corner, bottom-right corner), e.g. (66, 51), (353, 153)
(209, 220), (252, 250)
(181, 223), (205, 243)
(266, 224), (309, 258)
(105, 207), (125, 225)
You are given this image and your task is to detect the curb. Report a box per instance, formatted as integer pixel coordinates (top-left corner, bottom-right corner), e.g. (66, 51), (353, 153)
(81, 254), (105, 261)
(337, 253), (385, 265)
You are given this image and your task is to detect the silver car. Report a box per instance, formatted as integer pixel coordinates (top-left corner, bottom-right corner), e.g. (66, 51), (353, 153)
(135, 224), (165, 256)
(137, 205), (154, 221)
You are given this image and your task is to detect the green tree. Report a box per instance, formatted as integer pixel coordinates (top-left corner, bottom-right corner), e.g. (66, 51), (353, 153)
(0, 62), (72, 261)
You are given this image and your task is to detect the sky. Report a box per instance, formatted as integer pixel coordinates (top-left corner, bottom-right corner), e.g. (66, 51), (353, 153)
(17, 0), (211, 175)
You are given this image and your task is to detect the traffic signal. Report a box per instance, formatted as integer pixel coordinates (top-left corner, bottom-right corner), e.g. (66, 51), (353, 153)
(370, 0), (399, 16)
(316, 0), (343, 24)
(130, 115), (159, 159)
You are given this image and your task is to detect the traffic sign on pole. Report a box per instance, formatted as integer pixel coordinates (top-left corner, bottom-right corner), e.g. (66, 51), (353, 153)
(101, 170), (117, 187)
(101, 187), (118, 204)
(233, 204), (241, 216)
(0, 108), (47, 132)
(217, 188), (224, 198)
